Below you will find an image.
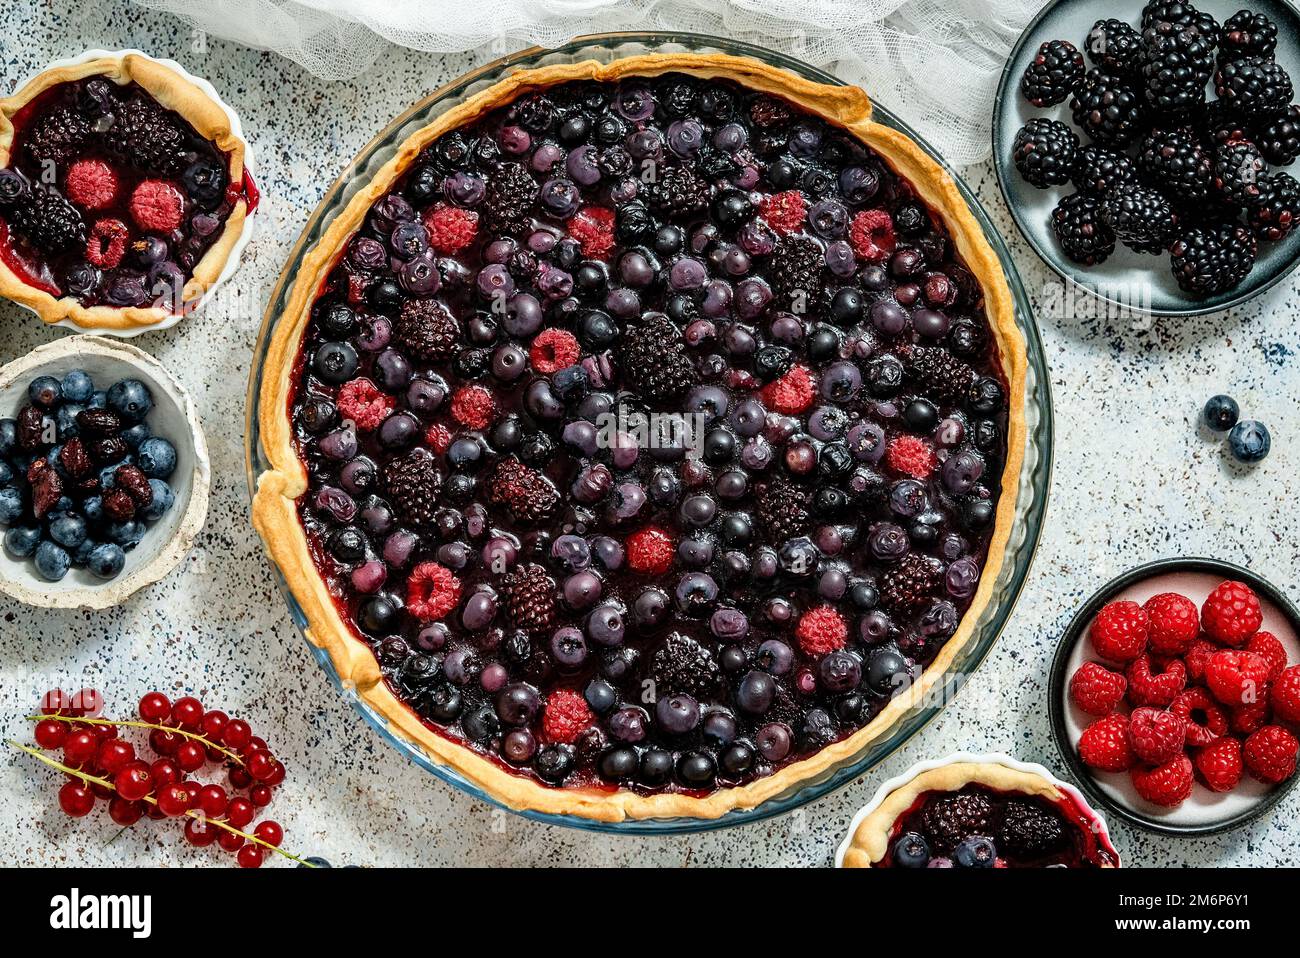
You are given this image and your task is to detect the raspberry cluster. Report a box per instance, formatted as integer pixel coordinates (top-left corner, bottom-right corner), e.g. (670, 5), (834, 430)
(1072, 580), (1300, 807)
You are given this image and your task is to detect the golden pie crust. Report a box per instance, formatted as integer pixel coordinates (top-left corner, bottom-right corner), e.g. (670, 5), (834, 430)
(841, 761), (1116, 867)
(0, 53), (249, 331)
(252, 52), (1029, 822)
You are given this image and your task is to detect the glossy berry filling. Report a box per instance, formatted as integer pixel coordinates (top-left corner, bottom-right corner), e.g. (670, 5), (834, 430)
(0, 77), (251, 309)
(289, 73), (1010, 795)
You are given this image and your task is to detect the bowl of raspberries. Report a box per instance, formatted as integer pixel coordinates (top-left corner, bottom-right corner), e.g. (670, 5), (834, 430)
(0, 335), (210, 608)
(1050, 558), (1300, 835)
(997, 0), (1300, 313)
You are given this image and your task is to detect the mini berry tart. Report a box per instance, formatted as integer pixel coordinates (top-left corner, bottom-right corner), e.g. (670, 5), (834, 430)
(839, 755), (1119, 867)
(253, 53), (1027, 821)
(0, 50), (255, 332)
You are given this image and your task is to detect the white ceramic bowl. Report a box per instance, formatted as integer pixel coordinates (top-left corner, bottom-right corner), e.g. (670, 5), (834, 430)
(0, 336), (210, 608)
(5, 48), (257, 338)
(834, 751), (1120, 867)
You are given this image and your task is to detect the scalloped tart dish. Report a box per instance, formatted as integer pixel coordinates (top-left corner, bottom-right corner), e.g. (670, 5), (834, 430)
(252, 53), (1027, 822)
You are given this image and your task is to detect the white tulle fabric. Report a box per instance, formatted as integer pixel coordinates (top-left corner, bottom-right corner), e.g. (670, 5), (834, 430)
(130, 0), (1048, 165)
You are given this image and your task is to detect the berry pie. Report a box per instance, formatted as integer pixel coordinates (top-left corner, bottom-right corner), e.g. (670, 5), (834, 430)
(841, 760), (1119, 867)
(0, 52), (254, 330)
(253, 54), (1027, 820)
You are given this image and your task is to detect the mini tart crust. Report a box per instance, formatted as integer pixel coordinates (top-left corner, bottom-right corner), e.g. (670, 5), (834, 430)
(252, 52), (1029, 822)
(0, 53), (248, 331)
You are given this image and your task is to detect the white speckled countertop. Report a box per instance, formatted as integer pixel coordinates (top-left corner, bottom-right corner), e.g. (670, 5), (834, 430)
(1, 0), (1297, 868)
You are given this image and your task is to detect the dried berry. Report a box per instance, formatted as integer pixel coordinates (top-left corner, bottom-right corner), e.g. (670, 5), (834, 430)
(114, 465), (154, 508)
(59, 437), (93, 478)
(102, 488), (138, 522)
(89, 436), (129, 465)
(17, 405), (49, 449)
(28, 459), (63, 518)
(75, 407), (123, 438)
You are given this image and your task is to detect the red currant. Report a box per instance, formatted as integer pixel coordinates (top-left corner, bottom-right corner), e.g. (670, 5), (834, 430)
(71, 688), (103, 717)
(96, 738), (135, 774)
(249, 784), (273, 807)
(175, 740), (206, 772)
(263, 760), (286, 787)
(63, 730), (98, 768)
(108, 797), (143, 826)
(149, 727), (183, 756)
(236, 844), (264, 868)
(171, 697), (203, 730)
(247, 750), (276, 782)
(198, 784), (228, 818)
(145, 803), (167, 821)
(228, 767), (253, 789)
(226, 797), (254, 828)
(114, 762), (154, 802)
(217, 829), (244, 852)
(91, 780), (114, 800)
(156, 783), (192, 817)
(222, 719), (252, 751)
(89, 722), (118, 741)
(184, 816), (218, 848)
(246, 735), (269, 755)
(200, 710), (229, 741)
(252, 820), (283, 847)
(138, 691), (170, 722)
(58, 781), (95, 817)
(34, 719), (68, 750)
(40, 689), (70, 715)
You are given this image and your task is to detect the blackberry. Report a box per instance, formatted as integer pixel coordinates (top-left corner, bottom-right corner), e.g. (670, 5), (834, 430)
(1070, 144), (1137, 195)
(881, 553), (944, 612)
(749, 94), (794, 129)
(1212, 139), (1267, 206)
(1246, 172), (1300, 240)
(502, 563), (557, 633)
(617, 313), (698, 404)
(104, 96), (189, 174)
(1085, 19), (1143, 75)
(1219, 10), (1277, 64)
(648, 165), (711, 219)
(1141, 21), (1215, 114)
(921, 790), (993, 854)
(1011, 118), (1078, 188)
(1256, 105), (1300, 165)
(1020, 39), (1086, 107)
(768, 235), (826, 311)
(907, 346), (975, 403)
(1169, 222), (1258, 295)
(1141, 1), (1218, 43)
(394, 298), (460, 361)
(5, 183), (86, 254)
(1050, 192), (1115, 265)
(649, 632), (720, 698)
(1215, 56), (1294, 118)
(1201, 98), (1253, 147)
(1136, 127), (1212, 202)
(483, 163), (537, 234)
(383, 448), (443, 530)
(754, 476), (812, 543)
(485, 455), (560, 523)
(1102, 185), (1180, 253)
(1070, 69), (1146, 146)
(997, 799), (1066, 858)
(22, 107), (91, 166)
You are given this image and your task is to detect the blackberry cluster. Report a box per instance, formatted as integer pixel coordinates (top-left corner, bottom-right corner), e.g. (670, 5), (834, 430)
(648, 165), (711, 218)
(1021, 39), (1086, 107)
(907, 346), (975, 402)
(383, 449), (443, 530)
(881, 553), (944, 612)
(395, 298), (460, 361)
(104, 95), (189, 175)
(502, 564), (557, 633)
(484, 455), (559, 523)
(768, 235), (827, 309)
(649, 633), (721, 698)
(754, 476), (812, 543)
(22, 107), (90, 166)
(2, 182), (86, 254)
(1015, 2), (1300, 295)
(921, 791), (993, 853)
(617, 313), (698, 404)
(997, 799), (1066, 857)
(482, 162), (537, 234)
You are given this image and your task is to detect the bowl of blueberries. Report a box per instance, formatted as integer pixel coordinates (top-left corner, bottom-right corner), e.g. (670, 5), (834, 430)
(0, 335), (210, 608)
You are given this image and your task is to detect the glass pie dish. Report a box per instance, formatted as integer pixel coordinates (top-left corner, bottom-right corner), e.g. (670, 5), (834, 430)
(244, 31), (1054, 833)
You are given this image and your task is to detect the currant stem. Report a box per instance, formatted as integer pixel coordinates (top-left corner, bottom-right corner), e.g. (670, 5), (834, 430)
(6, 739), (316, 868)
(26, 713), (246, 766)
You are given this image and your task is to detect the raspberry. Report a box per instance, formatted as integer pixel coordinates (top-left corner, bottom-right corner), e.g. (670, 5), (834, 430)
(760, 364), (815, 414)
(1172, 688), (1228, 747)
(421, 202), (478, 254)
(1143, 592), (1200, 655)
(884, 435), (937, 479)
(1202, 580), (1263, 646)
(568, 206), (615, 258)
(1130, 755), (1194, 808)
(1243, 725), (1299, 784)
(85, 218), (129, 269)
(1205, 650), (1272, 707)
(626, 527), (675, 576)
(795, 605), (848, 656)
(1128, 706), (1189, 765)
(405, 562), (462, 622)
(424, 422), (452, 454)
(849, 209), (896, 262)
(529, 328), (581, 374)
(129, 179), (185, 232)
(65, 158), (120, 211)
(542, 689), (593, 745)
(1247, 631), (1288, 682)
(1230, 699), (1271, 736)
(336, 378), (395, 431)
(1079, 713), (1134, 772)
(1069, 661), (1128, 716)
(760, 190), (807, 236)
(1126, 655), (1186, 708)
(449, 385), (496, 430)
(1195, 737), (1244, 793)
(1089, 600), (1149, 663)
(1183, 638), (1218, 683)
(1270, 665), (1300, 723)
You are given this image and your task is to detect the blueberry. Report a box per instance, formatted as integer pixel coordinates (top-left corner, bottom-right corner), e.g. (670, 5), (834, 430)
(0, 461), (14, 488)
(4, 525), (41, 558)
(0, 487), (23, 524)
(106, 379), (153, 423)
(0, 419), (16, 457)
(87, 391), (107, 410)
(60, 369), (94, 404)
(639, 748), (674, 786)
(312, 341), (359, 384)
(72, 538), (98, 567)
(29, 375), (62, 408)
(1202, 394), (1240, 432)
(48, 513), (88, 549)
(1228, 420), (1271, 464)
(108, 520), (146, 549)
(137, 438), (177, 478)
(87, 542), (126, 579)
(82, 495), (104, 523)
(140, 480), (174, 521)
(34, 540), (71, 581)
(298, 856), (333, 869)
(903, 398), (939, 433)
(892, 831), (931, 868)
(953, 836), (997, 868)
(55, 403), (84, 440)
(121, 423), (151, 449)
